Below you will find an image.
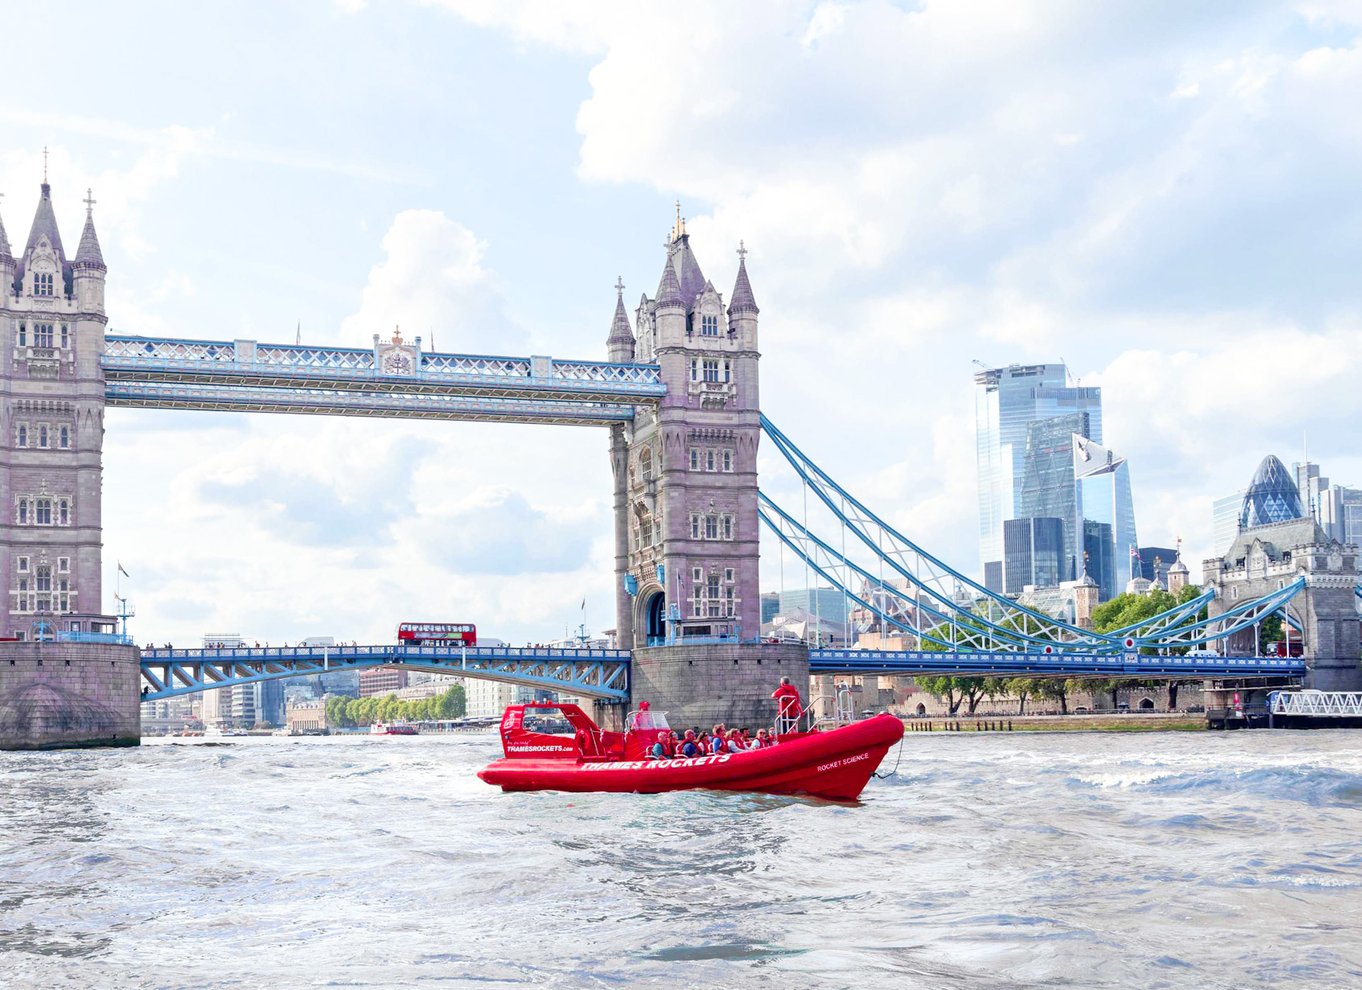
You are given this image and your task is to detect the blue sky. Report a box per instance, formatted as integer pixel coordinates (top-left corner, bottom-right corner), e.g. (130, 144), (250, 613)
(3, 1), (1360, 646)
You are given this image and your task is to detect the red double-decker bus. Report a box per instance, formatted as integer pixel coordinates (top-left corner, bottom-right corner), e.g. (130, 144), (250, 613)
(397, 622), (477, 647)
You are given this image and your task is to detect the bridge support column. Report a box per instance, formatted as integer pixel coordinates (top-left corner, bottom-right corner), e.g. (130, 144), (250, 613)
(0, 642), (140, 750)
(628, 642), (809, 731)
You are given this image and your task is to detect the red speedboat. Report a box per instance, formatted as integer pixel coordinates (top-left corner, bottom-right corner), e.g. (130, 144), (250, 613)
(477, 702), (904, 801)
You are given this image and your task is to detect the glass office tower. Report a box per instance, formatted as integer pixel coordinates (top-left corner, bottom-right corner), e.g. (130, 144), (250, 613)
(975, 363), (1102, 591)
(1073, 435), (1139, 598)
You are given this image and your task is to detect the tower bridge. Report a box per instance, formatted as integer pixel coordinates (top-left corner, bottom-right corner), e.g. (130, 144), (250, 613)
(0, 181), (1352, 748)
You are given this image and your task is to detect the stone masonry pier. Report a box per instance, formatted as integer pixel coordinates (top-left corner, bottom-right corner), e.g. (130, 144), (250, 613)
(0, 642), (140, 750)
(627, 642), (810, 732)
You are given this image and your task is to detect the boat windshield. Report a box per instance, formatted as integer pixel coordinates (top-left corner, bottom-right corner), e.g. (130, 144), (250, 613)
(627, 709), (670, 732)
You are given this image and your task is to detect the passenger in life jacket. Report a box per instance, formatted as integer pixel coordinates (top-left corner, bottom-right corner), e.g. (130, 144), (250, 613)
(709, 724), (727, 755)
(647, 737), (669, 760)
(677, 729), (701, 758)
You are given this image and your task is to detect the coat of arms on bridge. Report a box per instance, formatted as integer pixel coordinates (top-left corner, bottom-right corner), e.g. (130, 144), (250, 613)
(376, 326), (417, 376)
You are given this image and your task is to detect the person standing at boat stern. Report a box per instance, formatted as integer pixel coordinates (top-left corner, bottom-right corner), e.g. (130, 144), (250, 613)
(772, 677), (805, 735)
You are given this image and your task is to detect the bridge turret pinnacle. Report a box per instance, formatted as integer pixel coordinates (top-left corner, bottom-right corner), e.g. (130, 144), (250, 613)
(606, 276), (635, 362)
(74, 188), (106, 273)
(0, 192), (13, 291)
(0, 192), (11, 263)
(728, 241), (759, 316)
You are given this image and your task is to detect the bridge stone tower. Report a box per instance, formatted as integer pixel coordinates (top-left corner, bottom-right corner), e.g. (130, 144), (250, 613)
(0, 181), (112, 639)
(0, 180), (136, 750)
(1202, 518), (1361, 695)
(606, 218), (807, 730)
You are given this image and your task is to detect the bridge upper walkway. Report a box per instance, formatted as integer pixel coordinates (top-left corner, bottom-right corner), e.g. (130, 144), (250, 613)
(102, 335), (666, 426)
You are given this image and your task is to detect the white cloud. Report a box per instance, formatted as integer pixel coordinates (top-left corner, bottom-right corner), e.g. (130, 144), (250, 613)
(340, 210), (525, 353)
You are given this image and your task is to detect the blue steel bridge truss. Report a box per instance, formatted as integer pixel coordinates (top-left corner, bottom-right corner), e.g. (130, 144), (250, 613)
(139, 644), (631, 703)
(757, 415), (1311, 665)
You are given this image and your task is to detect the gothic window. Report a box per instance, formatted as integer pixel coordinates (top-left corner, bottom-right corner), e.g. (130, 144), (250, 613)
(701, 314), (719, 337)
(58, 579), (69, 612)
(16, 499), (28, 525)
(16, 577), (30, 612)
(34, 323), (54, 348)
(706, 573), (721, 617)
(35, 499), (52, 526)
(689, 448), (699, 470)
(60, 324), (69, 348)
(59, 425), (69, 449)
(692, 585), (703, 617)
(639, 513), (653, 548)
(705, 449), (716, 472)
(722, 360), (732, 383)
(57, 557), (68, 573)
(38, 424), (49, 449)
(689, 359), (699, 383)
(58, 498), (70, 526)
(16, 323), (26, 347)
(34, 272), (54, 297)
(17, 556), (29, 573)
(725, 586), (735, 617)
(690, 513), (701, 540)
(16, 423), (27, 448)
(722, 514), (734, 540)
(35, 565), (52, 612)
(640, 447), (654, 482)
(704, 514), (719, 540)
(722, 449), (733, 472)
(702, 359), (720, 383)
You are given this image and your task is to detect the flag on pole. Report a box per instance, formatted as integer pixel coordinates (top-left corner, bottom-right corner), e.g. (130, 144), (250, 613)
(118, 561), (130, 578)
(581, 597), (586, 611)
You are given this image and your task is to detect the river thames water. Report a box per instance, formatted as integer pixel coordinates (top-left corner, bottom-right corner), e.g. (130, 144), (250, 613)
(2, 729), (1360, 989)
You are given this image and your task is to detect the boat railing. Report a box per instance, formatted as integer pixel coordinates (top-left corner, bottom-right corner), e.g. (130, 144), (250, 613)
(792, 685), (857, 734)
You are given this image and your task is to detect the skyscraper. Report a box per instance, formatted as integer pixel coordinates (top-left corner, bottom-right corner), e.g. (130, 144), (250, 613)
(1073, 435), (1139, 597)
(975, 363), (1102, 591)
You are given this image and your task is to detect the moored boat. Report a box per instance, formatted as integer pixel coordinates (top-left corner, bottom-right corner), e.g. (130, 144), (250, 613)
(369, 722), (419, 736)
(477, 702), (904, 801)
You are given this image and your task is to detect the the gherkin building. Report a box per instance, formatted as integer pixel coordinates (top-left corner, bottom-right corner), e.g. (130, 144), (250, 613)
(1239, 455), (1304, 530)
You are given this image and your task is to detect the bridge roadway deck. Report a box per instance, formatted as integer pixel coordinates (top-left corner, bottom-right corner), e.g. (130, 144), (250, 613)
(807, 648), (1307, 679)
(138, 643), (1306, 702)
(139, 644), (631, 702)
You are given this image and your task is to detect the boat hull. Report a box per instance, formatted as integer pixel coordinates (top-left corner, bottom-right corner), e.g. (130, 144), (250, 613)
(478, 713), (904, 801)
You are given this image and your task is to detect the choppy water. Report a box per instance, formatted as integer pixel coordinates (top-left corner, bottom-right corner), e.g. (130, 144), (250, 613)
(2, 730), (1361, 989)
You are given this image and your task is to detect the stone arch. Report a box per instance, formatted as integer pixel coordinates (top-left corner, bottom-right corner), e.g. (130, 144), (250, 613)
(1139, 697), (1155, 710)
(635, 585), (666, 646)
(915, 703), (927, 716)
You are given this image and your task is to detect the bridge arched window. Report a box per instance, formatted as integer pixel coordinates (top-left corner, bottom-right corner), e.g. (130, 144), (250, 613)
(34, 565), (51, 612)
(34, 323), (54, 348)
(58, 579), (70, 612)
(16, 499), (28, 525)
(700, 314), (719, 337)
(16, 323), (26, 347)
(640, 447), (654, 482)
(35, 499), (52, 526)
(59, 425), (69, 449)
(15, 423), (26, 448)
(34, 272), (54, 297)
